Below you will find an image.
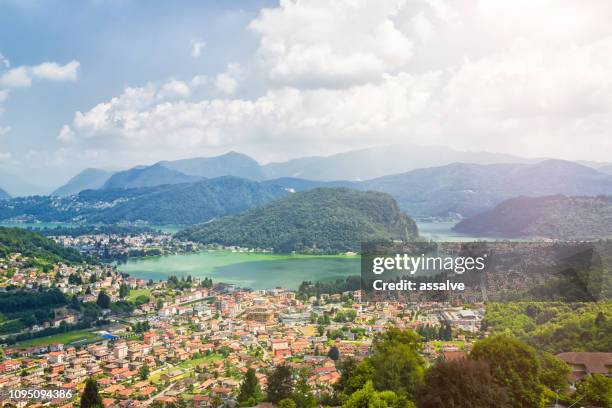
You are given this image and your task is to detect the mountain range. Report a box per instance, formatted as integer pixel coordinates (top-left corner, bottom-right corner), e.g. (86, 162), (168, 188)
(51, 168), (114, 196)
(176, 188), (418, 253)
(0, 168), (46, 197)
(0, 177), (289, 225)
(454, 195), (612, 239)
(4, 158), (612, 224)
(0, 187), (9, 200)
(359, 159), (612, 218)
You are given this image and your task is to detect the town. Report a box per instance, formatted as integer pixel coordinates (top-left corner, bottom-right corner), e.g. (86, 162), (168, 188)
(0, 229), (610, 408)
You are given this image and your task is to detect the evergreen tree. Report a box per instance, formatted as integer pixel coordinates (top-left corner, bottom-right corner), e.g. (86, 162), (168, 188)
(139, 365), (150, 380)
(80, 378), (102, 408)
(327, 345), (340, 361)
(70, 295), (81, 311)
(238, 368), (263, 406)
(119, 283), (130, 298)
(266, 365), (294, 404)
(96, 291), (111, 309)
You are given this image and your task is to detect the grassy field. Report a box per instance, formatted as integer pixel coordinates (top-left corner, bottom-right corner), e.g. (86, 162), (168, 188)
(149, 354), (224, 384)
(16, 329), (102, 348)
(127, 288), (152, 301)
(177, 353), (224, 369)
(427, 340), (466, 351)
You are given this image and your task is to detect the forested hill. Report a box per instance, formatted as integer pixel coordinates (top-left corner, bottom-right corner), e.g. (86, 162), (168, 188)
(454, 195), (612, 239)
(177, 188), (418, 253)
(0, 227), (86, 264)
(0, 177), (289, 225)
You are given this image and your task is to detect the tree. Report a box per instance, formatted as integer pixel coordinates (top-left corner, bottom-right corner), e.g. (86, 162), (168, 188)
(539, 352), (570, 395)
(96, 291), (111, 309)
(80, 378), (102, 408)
(139, 364), (150, 380)
(576, 374), (612, 408)
(267, 365), (294, 404)
(334, 357), (375, 401)
(344, 381), (414, 408)
(369, 328), (425, 398)
(278, 398), (296, 408)
(238, 368), (263, 406)
(470, 335), (542, 408)
(119, 283), (130, 298)
(291, 372), (316, 408)
(416, 359), (511, 408)
(327, 345), (340, 361)
(70, 295), (81, 311)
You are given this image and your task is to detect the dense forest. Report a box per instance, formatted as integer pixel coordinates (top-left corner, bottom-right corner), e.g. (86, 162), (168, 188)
(483, 301), (612, 353)
(0, 226), (86, 264)
(177, 188), (419, 253)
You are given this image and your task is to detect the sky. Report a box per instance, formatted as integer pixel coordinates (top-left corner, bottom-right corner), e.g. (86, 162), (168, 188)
(1, 0), (612, 188)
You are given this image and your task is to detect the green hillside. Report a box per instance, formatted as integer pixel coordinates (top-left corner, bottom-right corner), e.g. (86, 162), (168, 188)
(177, 188), (418, 253)
(0, 227), (86, 264)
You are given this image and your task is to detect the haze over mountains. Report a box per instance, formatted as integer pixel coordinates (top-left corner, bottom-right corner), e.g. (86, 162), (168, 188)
(454, 195), (612, 239)
(360, 159), (612, 218)
(0, 187), (10, 200)
(51, 168), (114, 197)
(39, 146), (612, 199)
(2, 145), (612, 231)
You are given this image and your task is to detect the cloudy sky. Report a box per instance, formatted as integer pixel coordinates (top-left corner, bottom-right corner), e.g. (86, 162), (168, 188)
(1, 0), (612, 187)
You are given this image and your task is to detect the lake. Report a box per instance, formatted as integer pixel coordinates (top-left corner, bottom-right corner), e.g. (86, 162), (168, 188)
(118, 252), (361, 290)
(118, 221), (497, 289)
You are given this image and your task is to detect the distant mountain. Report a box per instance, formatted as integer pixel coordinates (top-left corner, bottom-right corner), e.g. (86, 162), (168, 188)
(52, 168), (114, 196)
(102, 163), (202, 190)
(262, 144), (539, 181)
(0, 177), (288, 225)
(359, 160), (612, 218)
(177, 188), (418, 253)
(91, 176), (287, 224)
(160, 151), (265, 180)
(261, 177), (357, 192)
(453, 195), (612, 239)
(0, 168), (47, 197)
(0, 187), (9, 200)
(597, 164), (612, 175)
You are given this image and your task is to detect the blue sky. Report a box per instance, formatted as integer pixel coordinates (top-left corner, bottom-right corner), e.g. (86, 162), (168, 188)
(1, 0), (612, 191)
(0, 0), (270, 185)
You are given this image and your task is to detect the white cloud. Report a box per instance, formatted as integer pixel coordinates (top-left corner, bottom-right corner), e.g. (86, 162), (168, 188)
(160, 79), (191, 98)
(190, 75), (208, 88)
(214, 63), (242, 95)
(0, 67), (32, 87)
(0, 60), (79, 88)
(215, 73), (238, 95)
(190, 40), (206, 58)
(58, 124), (75, 142)
(56, 0), (612, 164)
(31, 60), (80, 81)
(249, 0), (415, 88)
(0, 53), (9, 69)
